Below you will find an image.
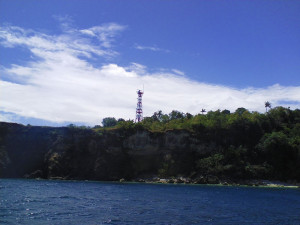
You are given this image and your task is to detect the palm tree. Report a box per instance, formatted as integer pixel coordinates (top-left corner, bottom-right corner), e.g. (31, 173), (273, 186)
(201, 109), (206, 114)
(265, 101), (271, 113)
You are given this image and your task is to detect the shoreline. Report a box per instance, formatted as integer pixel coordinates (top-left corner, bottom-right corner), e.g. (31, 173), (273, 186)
(10, 176), (299, 188)
(126, 177), (300, 188)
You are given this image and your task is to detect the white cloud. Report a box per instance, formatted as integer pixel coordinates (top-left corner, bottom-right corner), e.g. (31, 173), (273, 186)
(0, 24), (300, 126)
(126, 63), (147, 75)
(172, 69), (185, 76)
(134, 44), (169, 53)
(0, 24), (117, 59)
(80, 23), (126, 48)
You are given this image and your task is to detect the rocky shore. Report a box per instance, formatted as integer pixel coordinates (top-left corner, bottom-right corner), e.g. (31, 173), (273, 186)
(119, 177), (300, 188)
(38, 175), (299, 188)
(127, 177), (300, 188)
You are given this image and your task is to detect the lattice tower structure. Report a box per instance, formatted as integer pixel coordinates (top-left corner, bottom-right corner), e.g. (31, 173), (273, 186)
(135, 89), (144, 122)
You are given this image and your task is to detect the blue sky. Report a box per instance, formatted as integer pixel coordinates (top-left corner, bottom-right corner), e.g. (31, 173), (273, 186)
(0, 0), (300, 126)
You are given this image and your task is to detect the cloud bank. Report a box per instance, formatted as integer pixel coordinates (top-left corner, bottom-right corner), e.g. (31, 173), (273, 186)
(0, 24), (299, 125)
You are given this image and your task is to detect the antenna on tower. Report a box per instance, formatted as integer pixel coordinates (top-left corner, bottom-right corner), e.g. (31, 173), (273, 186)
(135, 87), (144, 123)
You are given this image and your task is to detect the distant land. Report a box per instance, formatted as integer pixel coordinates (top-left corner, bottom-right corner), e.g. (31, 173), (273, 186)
(1, 107), (299, 187)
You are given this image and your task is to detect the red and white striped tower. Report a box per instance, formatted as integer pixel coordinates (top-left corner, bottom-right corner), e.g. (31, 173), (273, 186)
(135, 89), (144, 122)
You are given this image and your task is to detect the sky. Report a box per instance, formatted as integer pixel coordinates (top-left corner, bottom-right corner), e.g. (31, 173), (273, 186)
(0, 0), (300, 126)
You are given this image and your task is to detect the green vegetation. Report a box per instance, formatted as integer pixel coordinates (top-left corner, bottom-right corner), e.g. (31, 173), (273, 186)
(98, 106), (300, 182)
(1, 106), (299, 183)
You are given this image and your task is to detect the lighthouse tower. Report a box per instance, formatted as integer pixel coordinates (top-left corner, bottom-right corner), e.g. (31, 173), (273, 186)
(135, 89), (144, 122)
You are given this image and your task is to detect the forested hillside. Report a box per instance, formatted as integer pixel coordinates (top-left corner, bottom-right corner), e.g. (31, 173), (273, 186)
(1, 106), (299, 184)
(100, 106), (300, 182)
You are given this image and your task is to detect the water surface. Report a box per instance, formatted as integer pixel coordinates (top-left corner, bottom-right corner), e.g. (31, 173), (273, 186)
(1, 179), (300, 224)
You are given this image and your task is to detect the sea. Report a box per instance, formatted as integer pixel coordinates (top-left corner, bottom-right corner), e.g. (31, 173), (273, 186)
(1, 179), (300, 224)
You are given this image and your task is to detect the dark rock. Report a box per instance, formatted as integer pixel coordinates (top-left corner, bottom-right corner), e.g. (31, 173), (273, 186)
(193, 176), (207, 184)
(24, 170), (44, 179)
(167, 179), (174, 183)
(206, 175), (219, 184)
(174, 178), (184, 184)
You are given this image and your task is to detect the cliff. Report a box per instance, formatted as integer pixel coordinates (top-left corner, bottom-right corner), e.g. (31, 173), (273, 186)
(0, 122), (206, 181)
(0, 120), (299, 184)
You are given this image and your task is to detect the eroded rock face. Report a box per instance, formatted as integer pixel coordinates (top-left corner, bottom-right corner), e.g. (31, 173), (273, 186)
(0, 122), (213, 180)
(0, 122), (63, 178)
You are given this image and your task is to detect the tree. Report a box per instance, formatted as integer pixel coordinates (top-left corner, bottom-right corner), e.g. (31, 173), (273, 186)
(102, 117), (117, 127)
(265, 101), (271, 113)
(259, 131), (298, 180)
(222, 109), (230, 115)
(235, 107), (248, 116)
(169, 110), (184, 120)
(152, 110), (163, 121)
(186, 113), (193, 119)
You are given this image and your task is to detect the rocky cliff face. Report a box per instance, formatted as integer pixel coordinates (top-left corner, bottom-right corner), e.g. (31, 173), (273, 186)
(0, 122), (211, 181)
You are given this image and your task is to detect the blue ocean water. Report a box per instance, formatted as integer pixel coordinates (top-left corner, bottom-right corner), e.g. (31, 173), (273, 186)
(1, 179), (300, 225)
